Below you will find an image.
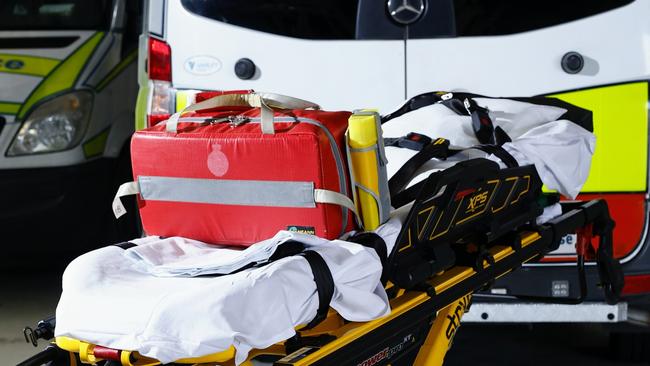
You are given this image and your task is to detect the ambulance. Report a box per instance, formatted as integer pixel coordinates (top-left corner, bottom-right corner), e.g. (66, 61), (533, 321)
(0, 0), (142, 261)
(138, 0), (649, 360)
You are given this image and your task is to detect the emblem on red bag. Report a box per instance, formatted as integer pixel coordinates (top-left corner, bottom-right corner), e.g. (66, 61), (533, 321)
(207, 143), (229, 177)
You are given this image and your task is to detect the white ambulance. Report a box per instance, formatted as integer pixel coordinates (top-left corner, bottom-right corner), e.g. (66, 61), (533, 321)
(139, 0), (649, 360)
(0, 0), (141, 261)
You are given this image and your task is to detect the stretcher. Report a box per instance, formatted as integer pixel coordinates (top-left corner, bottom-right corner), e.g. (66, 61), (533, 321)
(20, 156), (623, 366)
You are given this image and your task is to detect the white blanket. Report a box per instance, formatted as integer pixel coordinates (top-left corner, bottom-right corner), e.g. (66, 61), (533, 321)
(55, 218), (402, 365)
(125, 232), (323, 277)
(382, 98), (596, 199)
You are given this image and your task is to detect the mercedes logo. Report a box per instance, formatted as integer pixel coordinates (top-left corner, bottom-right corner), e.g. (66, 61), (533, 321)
(387, 0), (425, 25)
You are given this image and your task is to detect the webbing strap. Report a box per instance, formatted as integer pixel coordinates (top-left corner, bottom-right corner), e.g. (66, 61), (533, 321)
(314, 189), (361, 224)
(300, 250), (335, 330)
(387, 139), (451, 198)
(386, 134), (520, 206)
(348, 232), (387, 268)
(112, 181), (140, 219)
(166, 92), (320, 134)
(114, 242), (137, 250)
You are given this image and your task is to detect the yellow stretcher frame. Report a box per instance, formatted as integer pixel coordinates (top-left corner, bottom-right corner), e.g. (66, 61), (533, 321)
(54, 231), (545, 366)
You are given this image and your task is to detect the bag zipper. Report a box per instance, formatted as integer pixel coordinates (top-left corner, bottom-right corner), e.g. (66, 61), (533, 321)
(178, 115), (250, 127)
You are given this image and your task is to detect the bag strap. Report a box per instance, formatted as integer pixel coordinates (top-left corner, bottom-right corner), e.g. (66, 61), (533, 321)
(299, 250), (335, 330)
(112, 181), (140, 219)
(166, 92), (320, 134)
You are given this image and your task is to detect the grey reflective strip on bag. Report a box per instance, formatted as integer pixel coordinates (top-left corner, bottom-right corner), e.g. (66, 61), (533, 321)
(112, 178), (359, 223)
(139, 177), (317, 208)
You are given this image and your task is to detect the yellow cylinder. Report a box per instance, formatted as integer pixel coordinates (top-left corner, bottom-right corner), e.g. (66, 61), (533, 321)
(348, 111), (390, 230)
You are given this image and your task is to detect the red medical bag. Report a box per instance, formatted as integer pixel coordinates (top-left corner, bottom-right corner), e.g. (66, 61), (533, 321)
(122, 93), (356, 246)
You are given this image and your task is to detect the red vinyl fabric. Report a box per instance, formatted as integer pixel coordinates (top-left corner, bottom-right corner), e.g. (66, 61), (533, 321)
(131, 107), (355, 246)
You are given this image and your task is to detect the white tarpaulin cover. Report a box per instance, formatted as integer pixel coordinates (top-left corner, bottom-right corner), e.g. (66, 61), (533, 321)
(55, 220), (402, 365)
(382, 98), (595, 199)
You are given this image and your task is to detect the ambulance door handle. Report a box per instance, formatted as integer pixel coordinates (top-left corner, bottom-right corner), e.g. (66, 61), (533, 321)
(561, 52), (584, 74)
(235, 58), (256, 80)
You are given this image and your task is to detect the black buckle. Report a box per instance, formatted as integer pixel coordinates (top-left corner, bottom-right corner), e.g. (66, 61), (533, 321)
(385, 132), (433, 151)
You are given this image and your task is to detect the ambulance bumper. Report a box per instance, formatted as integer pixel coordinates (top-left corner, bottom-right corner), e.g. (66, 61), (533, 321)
(1, 158), (115, 256)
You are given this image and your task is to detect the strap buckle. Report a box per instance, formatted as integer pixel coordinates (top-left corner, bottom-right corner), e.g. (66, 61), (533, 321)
(228, 115), (250, 127)
(385, 132), (433, 151)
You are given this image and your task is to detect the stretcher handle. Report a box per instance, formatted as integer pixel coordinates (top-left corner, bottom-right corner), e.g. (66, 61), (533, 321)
(166, 92), (320, 134)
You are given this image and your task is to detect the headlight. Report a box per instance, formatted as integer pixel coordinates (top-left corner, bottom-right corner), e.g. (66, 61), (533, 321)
(7, 91), (93, 156)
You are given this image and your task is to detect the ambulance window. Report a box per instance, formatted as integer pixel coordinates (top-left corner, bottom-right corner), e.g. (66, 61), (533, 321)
(0, 0), (112, 30)
(453, 0), (634, 36)
(181, 0), (359, 40)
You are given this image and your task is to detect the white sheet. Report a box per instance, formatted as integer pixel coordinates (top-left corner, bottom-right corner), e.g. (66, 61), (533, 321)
(125, 232), (324, 277)
(55, 218), (402, 365)
(382, 99), (595, 199)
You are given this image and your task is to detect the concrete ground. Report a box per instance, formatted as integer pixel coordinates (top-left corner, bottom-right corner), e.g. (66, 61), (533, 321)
(2, 264), (647, 365)
(1, 270), (62, 365)
(446, 323), (646, 366)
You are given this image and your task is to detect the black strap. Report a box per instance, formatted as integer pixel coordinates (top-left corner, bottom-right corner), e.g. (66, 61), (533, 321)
(464, 97), (495, 145)
(348, 232), (387, 268)
(268, 240), (306, 261)
(464, 98), (512, 146)
(241, 240), (307, 272)
(473, 144), (519, 168)
(381, 92), (446, 123)
(300, 250), (335, 330)
(387, 138), (519, 207)
(195, 241), (307, 277)
(114, 242), (137, 250)
(388, 138), (452, 198)
(391, 178), (431, 209)
(381, 91), (592, 133)
(384, 132), (433, 151)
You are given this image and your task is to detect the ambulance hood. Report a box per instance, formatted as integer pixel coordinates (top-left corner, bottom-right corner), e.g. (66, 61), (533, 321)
(0, 31), (102, 122)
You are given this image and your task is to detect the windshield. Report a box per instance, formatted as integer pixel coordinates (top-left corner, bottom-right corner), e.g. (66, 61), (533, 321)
(0, 0), (112, 31)
(181, 0), (358, 40)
